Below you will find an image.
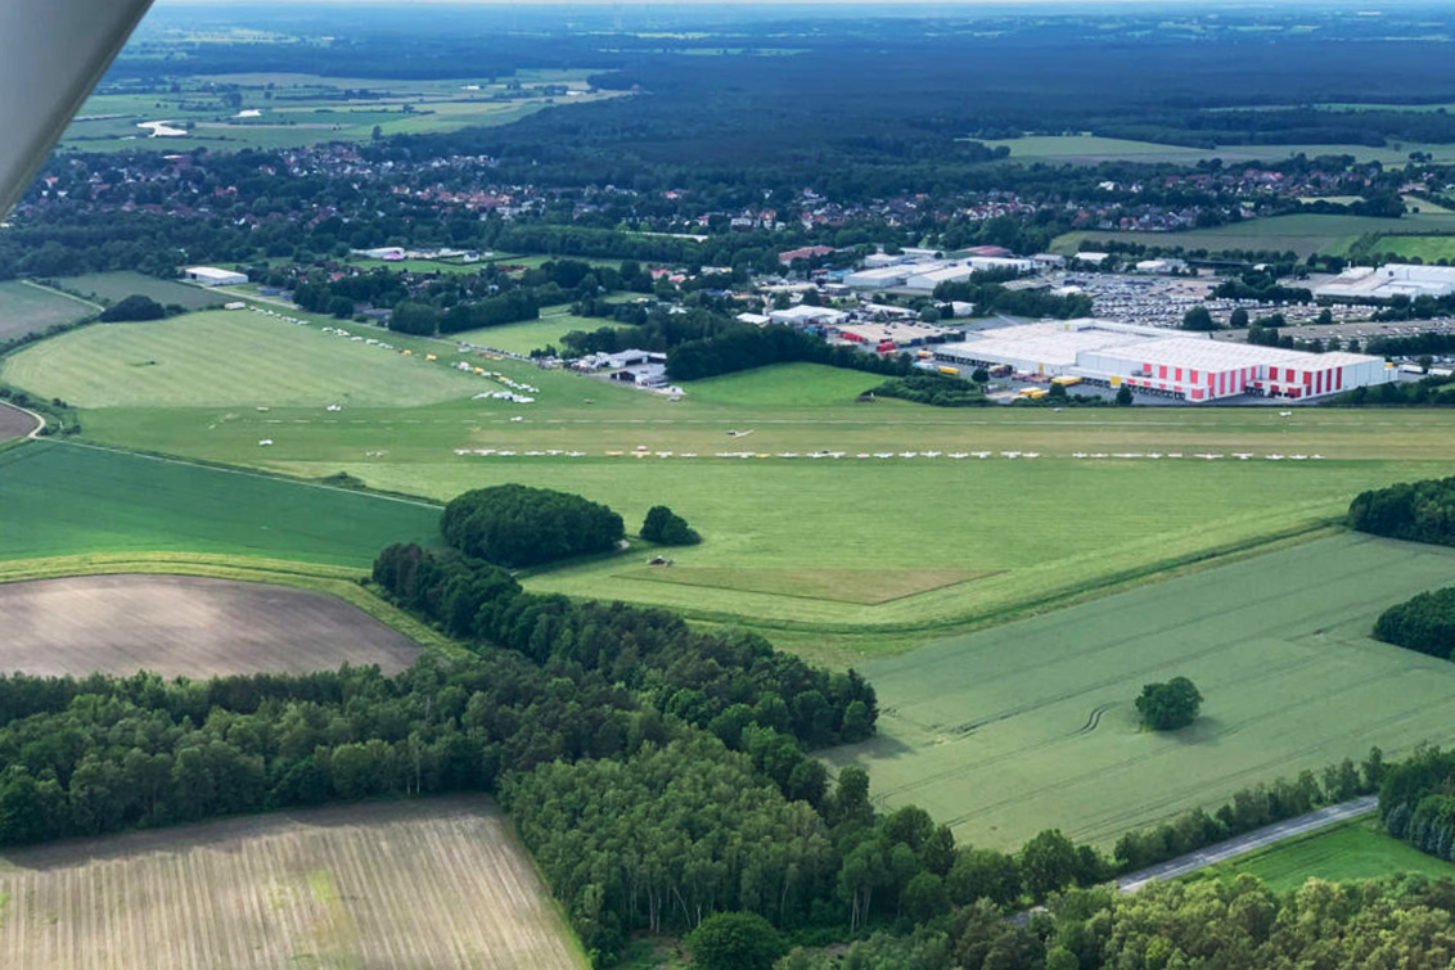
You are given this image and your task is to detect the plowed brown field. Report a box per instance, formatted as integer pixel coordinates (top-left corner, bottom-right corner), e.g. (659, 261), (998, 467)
(0, 574), (421, 677)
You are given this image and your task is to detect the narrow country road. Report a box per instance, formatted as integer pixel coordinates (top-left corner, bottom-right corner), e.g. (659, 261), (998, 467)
(1116, 794), (1379, 892)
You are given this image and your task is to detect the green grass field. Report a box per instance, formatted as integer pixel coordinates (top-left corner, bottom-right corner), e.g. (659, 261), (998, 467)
(825, 533), (1455, 850)
(1191, 818), (1455, 893)
(9, 317), (1455, 658)
(1, 310), (481, 407)
(1360, 235), (1455, 263)
(1054, 212), (1455, 258)
(62, 71), (623, 153)
(985, 134), (1455, 167)
(54, 271), (225, 310)
(451, 310), (616, 355)
(0, 441), (440, 567)
(0, 281), (96, 340)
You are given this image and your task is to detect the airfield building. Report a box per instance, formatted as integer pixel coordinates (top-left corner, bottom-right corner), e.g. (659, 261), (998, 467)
(184, 266), (248, 286)
(1314, 263), (1455, 303)
(932, 320), (1395, 401)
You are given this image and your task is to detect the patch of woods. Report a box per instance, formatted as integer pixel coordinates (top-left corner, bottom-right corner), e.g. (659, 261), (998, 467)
(665, 323), (916, 383)
(641, 505), (700, 545)
(1349, 475), (1455, 547)
(783, 867), (1455, 970)
(869, 372), (986, 408)
(1375, 588), (1455, 659)
(441, 484), (625, 568)
(98, 294), (170, 322)
(1381, 745), (1455, 864)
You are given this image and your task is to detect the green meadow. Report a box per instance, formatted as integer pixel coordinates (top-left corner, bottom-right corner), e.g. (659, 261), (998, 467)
(0, 441), (439, 567)
(6, 306), (1455, 659)
(1189, 818), (1455, 894)
(54, 271), (225, 311)
(825, 533), (1455, 850)
(1053, 212), (1455, 258)
(0, 281), (96, 340)
(1361, 235), (1455, 263)
(985, 134), (1455, 168)
(61, 71), (623, 153)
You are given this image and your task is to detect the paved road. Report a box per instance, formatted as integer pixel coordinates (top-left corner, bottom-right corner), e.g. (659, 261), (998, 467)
(1116, 794), (1379, 892)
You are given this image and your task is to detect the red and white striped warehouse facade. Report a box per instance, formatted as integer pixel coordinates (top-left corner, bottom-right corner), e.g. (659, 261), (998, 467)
(933, 320), (1396, 402)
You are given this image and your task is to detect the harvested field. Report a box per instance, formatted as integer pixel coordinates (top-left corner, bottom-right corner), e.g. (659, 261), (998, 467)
(0, 796), (586, 970)
(0, 574), (422, 677)
(0, 402), (37, 441)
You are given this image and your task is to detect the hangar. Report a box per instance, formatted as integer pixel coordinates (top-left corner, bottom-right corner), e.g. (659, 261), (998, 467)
(933, 320), (1396, 401)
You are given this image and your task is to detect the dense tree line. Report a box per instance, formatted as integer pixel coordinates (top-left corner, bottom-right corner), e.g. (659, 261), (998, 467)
(0, 654), (649, 847)
(440, 484), (624, 568)
(1374, 588), (1455, 659)
(666, 325), (915, 382)
(868, 373), (987, 407)
(1380, 745), (1455, 864)
(1337, 375), (1455, 407)
(1349, 475), (1455, 546)
(370, 543), (877, 752)
(1112, 749), (1384, 871)
(782, 873), (1455, 970)
(931, 279), (1093, 320)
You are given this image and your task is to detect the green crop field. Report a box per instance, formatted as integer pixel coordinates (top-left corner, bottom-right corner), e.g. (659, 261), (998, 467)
(1053, 212), (1455, 258)
(984, 134), (1455, 168)
(0, 441), (439, 567)
(825, 533), (1455, 850)
(1189, 818), (1455, 893)
(54, 271), (226, 310)
(1, 310), (482, 407)
(0, 281), (96, 341)
(1361, 235), (1455, 263)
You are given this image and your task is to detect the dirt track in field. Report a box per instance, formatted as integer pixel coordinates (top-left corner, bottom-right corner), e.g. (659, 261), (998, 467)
(0, 797), (586, 970)
(0, 401), (38, 440)
(0, 574), (422, 677)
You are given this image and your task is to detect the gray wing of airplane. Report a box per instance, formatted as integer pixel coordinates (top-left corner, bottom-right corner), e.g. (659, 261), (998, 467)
(0, 0), (155, 216)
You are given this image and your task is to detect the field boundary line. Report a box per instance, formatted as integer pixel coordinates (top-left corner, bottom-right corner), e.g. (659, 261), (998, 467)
(683, 521), (1342, 643)
(17, 278), (104, 312)
(47, 438), (443, 510)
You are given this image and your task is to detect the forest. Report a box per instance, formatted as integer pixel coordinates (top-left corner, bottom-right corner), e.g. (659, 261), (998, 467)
(1349, 475), (1455, 547)
(1374, 589), (1455, 660)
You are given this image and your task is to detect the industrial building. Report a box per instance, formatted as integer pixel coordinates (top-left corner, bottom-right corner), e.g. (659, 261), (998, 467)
(932, 320), (1395, 402)
(1314, 263), (1455, 303)
(184, 266), (248, 286)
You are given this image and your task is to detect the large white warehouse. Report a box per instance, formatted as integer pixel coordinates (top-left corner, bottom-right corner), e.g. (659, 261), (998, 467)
(1314, 263), (1455, 302)
(933, 320), (1395, 402)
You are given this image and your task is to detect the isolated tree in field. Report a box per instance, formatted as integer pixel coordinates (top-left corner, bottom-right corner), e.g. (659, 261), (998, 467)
(1181, 305), (1217, 331)
(684, 911), (786, 970)
(441, 484), (624, 567)
(641, 505), (701, 545)
(1136, 676), (1203, 731)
